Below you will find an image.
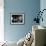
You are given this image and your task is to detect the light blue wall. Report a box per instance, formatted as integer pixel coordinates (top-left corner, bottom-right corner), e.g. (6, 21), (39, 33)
(40, 0), (46, 27)
(4, 0), (40, 42)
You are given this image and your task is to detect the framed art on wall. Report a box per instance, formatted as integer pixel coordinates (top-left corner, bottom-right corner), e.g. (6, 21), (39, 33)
(10, 13), (24, 24)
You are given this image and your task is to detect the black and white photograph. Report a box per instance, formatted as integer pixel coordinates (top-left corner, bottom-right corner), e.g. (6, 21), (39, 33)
(11, 13), (24, 24)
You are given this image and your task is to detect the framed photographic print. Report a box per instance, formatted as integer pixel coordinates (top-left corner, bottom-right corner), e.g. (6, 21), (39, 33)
(10, 13), (24, 24)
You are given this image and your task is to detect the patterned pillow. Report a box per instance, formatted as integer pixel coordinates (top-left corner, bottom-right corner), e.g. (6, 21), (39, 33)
(23, 32), (34, 46)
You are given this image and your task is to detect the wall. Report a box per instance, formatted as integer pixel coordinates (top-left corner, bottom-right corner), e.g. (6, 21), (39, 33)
(0, 0), (4, 42)
(40, 0), (46, 27)
(4, 0), (40, 42)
